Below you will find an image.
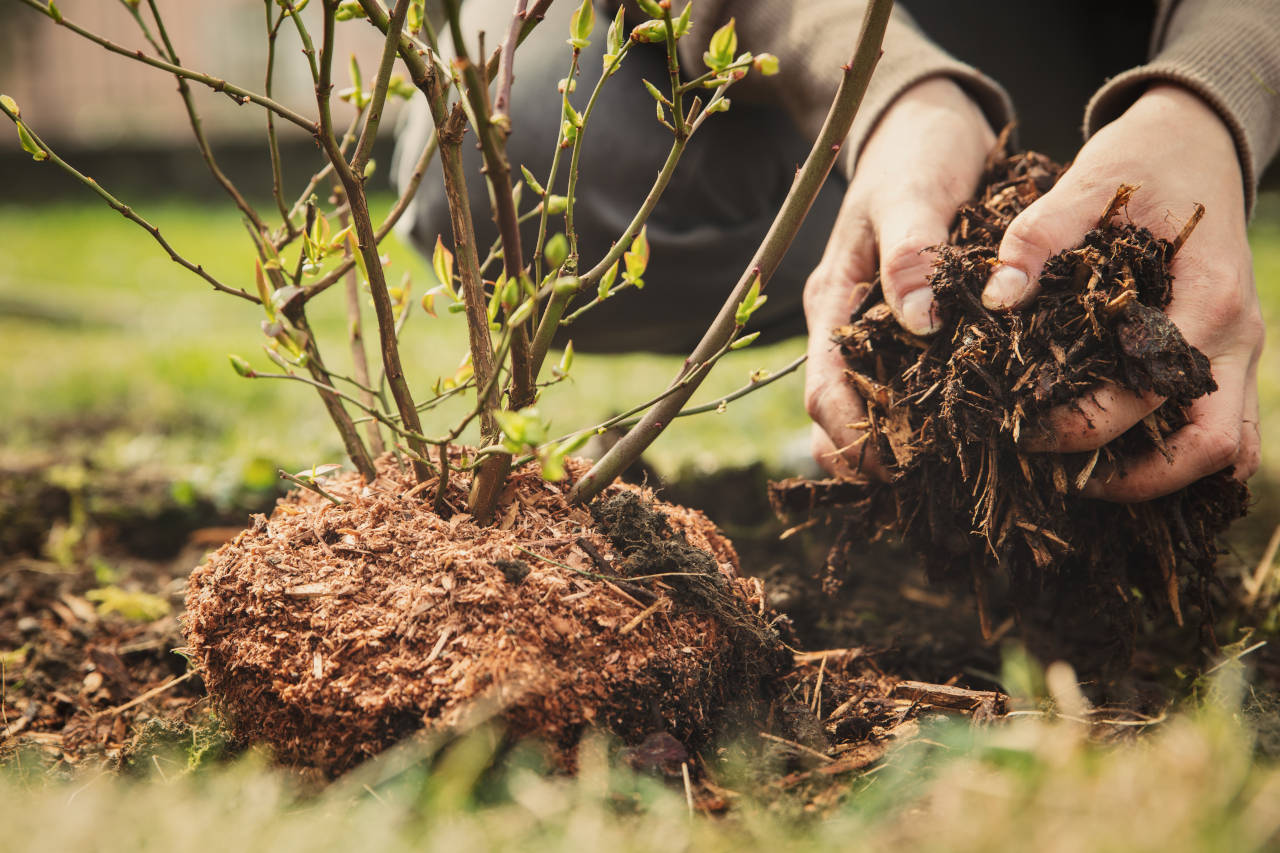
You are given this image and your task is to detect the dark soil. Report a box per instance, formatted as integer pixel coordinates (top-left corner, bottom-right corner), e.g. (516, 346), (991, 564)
(773, 149), (1250, 672)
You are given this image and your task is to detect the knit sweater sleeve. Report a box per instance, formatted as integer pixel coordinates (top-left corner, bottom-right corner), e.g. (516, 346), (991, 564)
(1084, 0), (1280, 214)
(666, 0), (1012, 180)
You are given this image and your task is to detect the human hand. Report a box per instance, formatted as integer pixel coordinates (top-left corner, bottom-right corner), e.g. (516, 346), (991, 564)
(804, 77), (995, 477)
(981, 84), (1264, 501)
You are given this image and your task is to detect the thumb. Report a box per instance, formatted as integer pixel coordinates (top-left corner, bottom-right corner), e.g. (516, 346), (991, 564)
(982, 185), (1099, 311)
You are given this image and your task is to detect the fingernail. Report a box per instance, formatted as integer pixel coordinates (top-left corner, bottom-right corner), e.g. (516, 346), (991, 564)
(900, 289), (937, 336)
(982, 265), (1028, 310)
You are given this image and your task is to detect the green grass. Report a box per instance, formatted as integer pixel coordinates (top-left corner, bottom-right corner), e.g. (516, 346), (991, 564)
(0, 196), (809, 486)
(3, 670), (1278, 852)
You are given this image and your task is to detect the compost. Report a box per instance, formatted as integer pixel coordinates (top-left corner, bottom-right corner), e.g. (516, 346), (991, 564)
(773, 149), (1248, 663)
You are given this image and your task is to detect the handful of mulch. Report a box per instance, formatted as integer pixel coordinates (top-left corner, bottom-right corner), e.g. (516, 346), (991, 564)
(772, 149), (1247, 655)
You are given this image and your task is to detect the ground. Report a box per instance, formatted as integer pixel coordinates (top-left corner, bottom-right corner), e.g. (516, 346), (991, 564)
(2, 194), (1280, 849)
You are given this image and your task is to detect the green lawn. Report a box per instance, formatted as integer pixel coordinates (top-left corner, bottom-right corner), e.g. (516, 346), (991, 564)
(0, 196), (809, 488)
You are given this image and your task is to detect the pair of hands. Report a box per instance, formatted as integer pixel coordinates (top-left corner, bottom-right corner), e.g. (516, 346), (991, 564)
(804, 78), (1264, 500)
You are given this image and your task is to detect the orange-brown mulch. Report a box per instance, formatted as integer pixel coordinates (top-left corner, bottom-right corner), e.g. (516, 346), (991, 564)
(185, 455), (790, 775)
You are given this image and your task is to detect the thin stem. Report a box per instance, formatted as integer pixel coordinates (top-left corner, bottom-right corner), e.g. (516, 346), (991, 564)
(660, 4), (687, 141)
(337, 199), (387, 456)
(15, 0), (315, 131)
(278, 469), (345, 505)
(352, 0), (412, 175)
(492, 0), (529, 119)
(530, 136), (683, 372)
(318, 0), (430, 482)
(532, 50), (579, 287)
(1, 105), (256, 303)
(140, 0), (269, 237)
(570, 0), (895, 504)
(265, 3), (293, 225)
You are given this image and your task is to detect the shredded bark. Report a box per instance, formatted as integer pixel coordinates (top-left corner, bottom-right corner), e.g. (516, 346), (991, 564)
(771, 149), (1248, 664)
(184, 455), (787, 775)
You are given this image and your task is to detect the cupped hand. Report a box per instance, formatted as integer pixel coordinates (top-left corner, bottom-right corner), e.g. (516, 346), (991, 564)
(804, 77), (995, 477)
(981, 84), (1264, 501)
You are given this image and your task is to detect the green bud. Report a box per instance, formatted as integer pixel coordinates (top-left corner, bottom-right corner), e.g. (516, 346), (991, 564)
(730, 331), (760, 350)
(753, 52), (780, 76)
(363, 158), (376, 178)
(642, 78), (669, 106)
(432, 235), (457, 297)
(553, 276), (580, 297)
(545, 194), (568, 215)
(544, 233), (569, 270)
(508, 298), (534, 327)
(606, 5), (627, 55)
(387, 74), (417, 100)
(635, 0), (663, 18)
(47, 0), (62, 23)
(0, 94), (18, 117)
(557, 340), (575, 375)
(16, 122), (47, 162)
(500, 274), (520, 309)
(540, 446), (568, 482)
(630, 20), (668, 43)
(334, 0), (366, 20)
(407, 0), (424, 33)
(521, 164), (546, 197)
(734, 275), (765, 326)
(706, 96), (731, 114)
(229, 354), (255, 378)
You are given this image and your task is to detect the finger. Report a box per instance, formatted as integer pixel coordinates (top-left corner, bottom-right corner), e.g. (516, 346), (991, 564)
(874, 204), (952, 336)
(982, 180), (1106, 311)
(1082, 362), (1248, 502)
(804, 323), (889, 481)
(1021, 384), (1165, 453)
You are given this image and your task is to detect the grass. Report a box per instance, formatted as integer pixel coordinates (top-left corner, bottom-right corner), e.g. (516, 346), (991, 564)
(3, 668), (1278, 852)
(0, 196), (810, 488)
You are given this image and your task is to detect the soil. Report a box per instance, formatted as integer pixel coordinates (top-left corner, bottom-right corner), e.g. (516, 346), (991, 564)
(772, 148), (1250, 672)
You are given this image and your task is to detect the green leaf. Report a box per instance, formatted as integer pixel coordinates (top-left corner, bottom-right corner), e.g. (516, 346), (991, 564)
(544, 232), (569, 270)
(673, 2), (693, 37)
(520, 164), (546, 197)
(703, 18), (737, 71)
(539, 446), (567, 482)
(563, 100), (582, 128)
(735, 275), (765, 326)
(254, 261), (274, 318)
(387, 74), (417, 100)
(86, 586), (171, 623)
(598, 259), (619, 300)
(432, 235), (457, 299)
(568, 0), (594, 48)
(407, 0), (424, 33)
(606, 5), (626, 54)
(545, 194), (568, 215)
(635, 0), (663, 18)
(622, 226), (649, 287)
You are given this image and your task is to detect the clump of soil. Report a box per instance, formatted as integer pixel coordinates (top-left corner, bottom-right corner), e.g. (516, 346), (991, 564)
(773, 148), (1248, 665)
(184, 455), (789, 775)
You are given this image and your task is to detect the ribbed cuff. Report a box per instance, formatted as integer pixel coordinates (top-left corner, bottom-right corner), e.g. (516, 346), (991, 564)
(1084, 0), (1280, 217)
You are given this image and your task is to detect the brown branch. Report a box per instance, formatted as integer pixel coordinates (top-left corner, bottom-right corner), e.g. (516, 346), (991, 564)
(569, 0), (896, 504)
(492, 0), (530, 119)
(443, 0), (534, 410)
(352, 0), (413, 175)
(317, 0), (429, 482)
(337, 200), (387, 456)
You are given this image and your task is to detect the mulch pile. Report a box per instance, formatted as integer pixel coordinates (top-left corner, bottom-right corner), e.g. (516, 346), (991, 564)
(185, 455), (796, 776)
(773, 148), (1248, 664)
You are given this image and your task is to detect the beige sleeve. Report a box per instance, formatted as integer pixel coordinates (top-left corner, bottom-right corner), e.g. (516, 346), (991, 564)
(674, 0), (1013, 180)
(1084, 0), (1280, 215)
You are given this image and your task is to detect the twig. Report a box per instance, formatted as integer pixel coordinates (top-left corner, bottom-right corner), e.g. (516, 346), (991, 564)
(759, 731), (834, 764)
(91, 668), (202, 719)
(0, 103), (256, 304)
(14, 0), (314, 131)
(570, 0), (895, 504)
(278, 468), (345, 505)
